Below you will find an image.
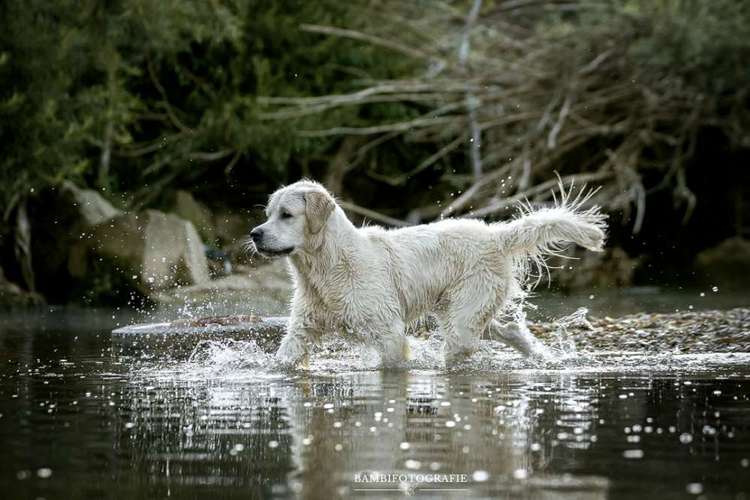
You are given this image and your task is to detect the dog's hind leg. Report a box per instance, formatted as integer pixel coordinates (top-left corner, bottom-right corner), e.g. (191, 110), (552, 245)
(439, 275), (498, 365)
(372, 319), (410, 367)
(487, 319), (553, 360)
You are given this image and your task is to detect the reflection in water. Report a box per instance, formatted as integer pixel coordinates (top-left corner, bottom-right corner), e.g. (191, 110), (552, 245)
(115, 346), (750, 500)
(122, 365), (613, 499)
(1, 310), (750, 500)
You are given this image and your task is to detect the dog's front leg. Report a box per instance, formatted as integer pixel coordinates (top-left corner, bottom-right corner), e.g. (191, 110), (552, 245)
(276, 313), (320, 368)
(276, 329), (309, 368)
(370, 319), (410, 367)
(276, 289), (322, 368)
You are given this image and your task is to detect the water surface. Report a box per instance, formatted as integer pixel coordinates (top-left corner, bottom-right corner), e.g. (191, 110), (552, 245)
(1, 292), (750, 499)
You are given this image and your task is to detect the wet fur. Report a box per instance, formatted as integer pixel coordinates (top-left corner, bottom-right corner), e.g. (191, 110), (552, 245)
(251, 180), (607, 367)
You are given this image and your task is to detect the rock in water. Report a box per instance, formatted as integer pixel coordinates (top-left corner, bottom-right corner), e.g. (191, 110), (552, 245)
(0, 265), (44, 307)
(171, 190), (216, 244)
(60, 180), (122, 227)
(70, 209), (210, 295)
(550, 247), (638, 290)
(154, 259), (292, 316)
(695, 237), (750, 289)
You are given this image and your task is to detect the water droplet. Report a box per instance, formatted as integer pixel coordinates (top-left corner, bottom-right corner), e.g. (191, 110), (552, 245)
(686, 483), (703, 495)
(679, 433), (693, 444)
(702, 425), (716, 436)
(513, 469), (528, 479)
(472, 470), (489, 482)
(404, 459), (421, 470)
(37, 468), (53, 479)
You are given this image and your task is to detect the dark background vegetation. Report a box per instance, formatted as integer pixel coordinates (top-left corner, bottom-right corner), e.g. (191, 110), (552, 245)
(1, 0), (748, 306)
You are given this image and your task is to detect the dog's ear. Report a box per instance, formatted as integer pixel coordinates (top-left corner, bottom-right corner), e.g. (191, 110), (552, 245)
(304, 190), (334, 234)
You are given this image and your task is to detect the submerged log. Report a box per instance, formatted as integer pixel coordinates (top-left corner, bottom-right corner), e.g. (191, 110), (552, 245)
(112, 308), (750, 358)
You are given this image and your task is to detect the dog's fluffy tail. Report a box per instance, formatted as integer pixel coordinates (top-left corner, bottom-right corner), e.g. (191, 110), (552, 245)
(493, 180), (608, 287)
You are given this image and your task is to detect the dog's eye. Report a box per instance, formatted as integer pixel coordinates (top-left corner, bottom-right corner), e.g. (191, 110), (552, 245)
(280, 211), (293, 219)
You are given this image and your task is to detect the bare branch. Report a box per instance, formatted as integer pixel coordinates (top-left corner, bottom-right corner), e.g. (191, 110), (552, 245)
(467, 171), (612, 218)
(338, 200), (411, 227)
(300, 24), (436, 61)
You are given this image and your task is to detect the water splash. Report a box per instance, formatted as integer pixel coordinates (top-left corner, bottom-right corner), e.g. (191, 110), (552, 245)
(547, 307), (593, 357)
(125, 306), (750, 381)
(187, 339), (272, 372)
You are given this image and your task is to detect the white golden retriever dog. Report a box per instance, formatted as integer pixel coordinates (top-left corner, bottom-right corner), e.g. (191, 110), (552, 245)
(250, 179), (606, 367)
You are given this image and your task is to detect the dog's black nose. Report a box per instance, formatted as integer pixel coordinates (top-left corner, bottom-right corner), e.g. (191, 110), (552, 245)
(250, 227), (264, 243)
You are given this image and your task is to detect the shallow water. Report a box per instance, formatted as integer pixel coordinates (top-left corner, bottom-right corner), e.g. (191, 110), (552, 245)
(1, 292), (750, 499)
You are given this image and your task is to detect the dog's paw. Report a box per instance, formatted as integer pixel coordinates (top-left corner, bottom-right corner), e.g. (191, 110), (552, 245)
(276, 350), (311, 371)
(275, 335), (308, 369)
(528, 343), (558, 364)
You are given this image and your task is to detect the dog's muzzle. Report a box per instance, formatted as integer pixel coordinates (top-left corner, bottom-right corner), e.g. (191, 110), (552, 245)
(250, 227), (264, 245)
(256, 246), (294, 258)
(249, 227), (294, 257)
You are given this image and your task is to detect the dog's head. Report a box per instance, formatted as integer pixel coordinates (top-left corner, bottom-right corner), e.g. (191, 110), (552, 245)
(249, 180), (335, 258)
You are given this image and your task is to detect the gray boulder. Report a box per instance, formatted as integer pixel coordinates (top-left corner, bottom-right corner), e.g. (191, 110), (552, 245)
(60, 180), (121, 227)
(696, 237), (750, 289)
(154, 258), (292, 316)
(0, 266), (44, 307)
(550, 247), (638, 290)
(213, 210), (251, 246)
(171, 190), (216, 244)
(70, 209), (210, 295)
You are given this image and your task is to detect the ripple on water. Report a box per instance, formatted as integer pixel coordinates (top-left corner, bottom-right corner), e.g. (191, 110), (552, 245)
(120, 305), (750, 381)
(125, 332), (750, 385)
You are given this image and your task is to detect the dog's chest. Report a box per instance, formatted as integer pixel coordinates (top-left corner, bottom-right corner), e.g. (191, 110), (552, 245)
(293, 254), (399, 332)
(307, 273), (395, 329)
